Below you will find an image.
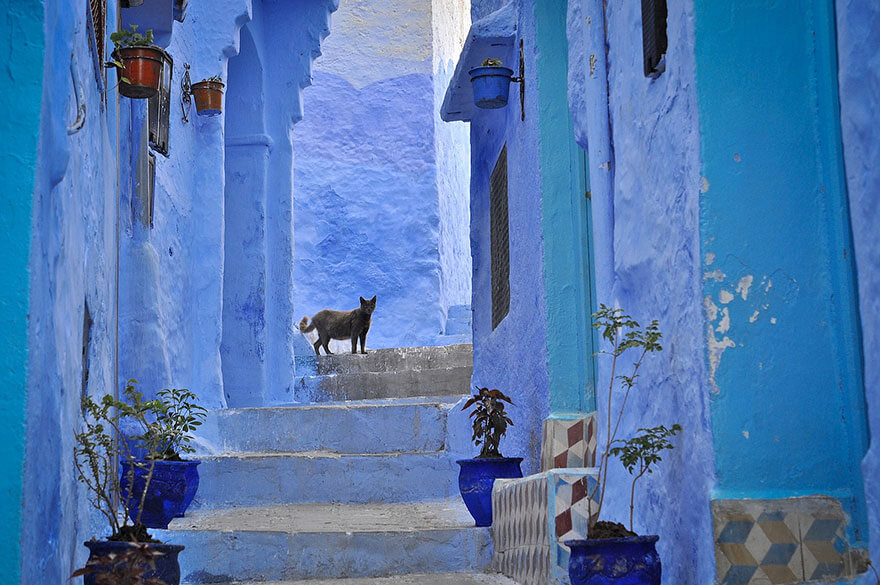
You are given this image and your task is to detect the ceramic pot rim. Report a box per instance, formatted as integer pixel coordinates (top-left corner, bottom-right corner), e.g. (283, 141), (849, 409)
(84, 540), (185, 553)
(121, 459), (201, 468)
(565, 534), (659, 548)
(468, 66), (515, 78)
(456, 456), (523, 465)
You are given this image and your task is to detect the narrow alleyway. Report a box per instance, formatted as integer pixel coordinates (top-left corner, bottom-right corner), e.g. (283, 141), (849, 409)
(162, 345), (514, 583)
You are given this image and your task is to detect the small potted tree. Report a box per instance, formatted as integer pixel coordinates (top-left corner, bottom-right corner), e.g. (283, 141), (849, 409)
(191, 75), (225, 117)
(565, 306), (681, 585)
(469, 57), (515, 109)
(109, 25), (165, 99)
(72, 543), (166, 585)
(456, 387), (522, 527)
(74, 386), (184, 585)
(120, 383), (206, 529)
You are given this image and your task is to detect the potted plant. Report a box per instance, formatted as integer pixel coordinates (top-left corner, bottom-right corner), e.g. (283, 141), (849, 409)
(456, 387), (523, 527)
(109, 25), (164, 99)
(72, 542), (166, 585)
(191, 75), (225, 117)
(565, 306), (681, 585)
(469, 57), (515, 109)
(73, 385), (184, 585)
(120, 383), (207, 529)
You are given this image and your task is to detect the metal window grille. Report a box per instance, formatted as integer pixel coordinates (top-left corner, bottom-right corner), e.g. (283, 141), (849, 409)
(490, 145), (511, 330)
(149, 51), (173, 155)
(87, 0), (107, 93)
(147, 152), (156, 228)
(641, 0), (668, 78)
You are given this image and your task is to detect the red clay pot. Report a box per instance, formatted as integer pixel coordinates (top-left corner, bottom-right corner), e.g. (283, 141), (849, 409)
(191, 80), (225, 116)
(114, 46), (164, 99)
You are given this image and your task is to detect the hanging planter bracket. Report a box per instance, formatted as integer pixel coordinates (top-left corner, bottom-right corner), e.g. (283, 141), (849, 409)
(509, 39), (525, 121)
(180, 62), (192, 123)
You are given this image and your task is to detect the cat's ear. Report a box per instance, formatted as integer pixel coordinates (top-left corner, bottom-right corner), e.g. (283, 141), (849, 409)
(360, 296), (366, 303)
(370, 295), (377, 304)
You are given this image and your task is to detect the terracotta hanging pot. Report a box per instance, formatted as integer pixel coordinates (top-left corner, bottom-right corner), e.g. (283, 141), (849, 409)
(113, 46), (165, 99)
(191, 79), (225, 116)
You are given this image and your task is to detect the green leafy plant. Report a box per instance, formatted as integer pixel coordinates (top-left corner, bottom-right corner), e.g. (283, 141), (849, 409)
(71, 543), (166, 585)
(150, 387), (207, 460)
(587, 305), (680, 536)
(462, 386), (514, 458)
(203, 75), (223, 83)
(481, 57), (503, 67)
(609, 424), (681, 531)
(110, 25), (155, 49)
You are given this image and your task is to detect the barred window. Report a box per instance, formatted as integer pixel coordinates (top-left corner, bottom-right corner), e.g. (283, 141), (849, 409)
(87, 0), (107, 92)
(641, 0), (668, 78)
(490, 145), (510, 330)
(149, 51), (173, 155)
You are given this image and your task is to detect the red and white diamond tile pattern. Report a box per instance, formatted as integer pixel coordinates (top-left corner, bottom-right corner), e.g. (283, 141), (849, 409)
(492, 469), (600, 585)
(712, 496), (859, 585)
(540, 414), (597, 471)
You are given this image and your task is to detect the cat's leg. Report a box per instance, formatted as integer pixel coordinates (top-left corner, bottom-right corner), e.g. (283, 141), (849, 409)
(350, 333), (358, 354)
(359, 331), (368, 354)
(313, 338), (322, 356)
(321, 333), (333, 355)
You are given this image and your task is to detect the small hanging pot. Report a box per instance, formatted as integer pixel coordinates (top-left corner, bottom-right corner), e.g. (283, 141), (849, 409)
(469, 65), (515, 109)
(113, 46), (165, 99)
(191, 80), (225, 116)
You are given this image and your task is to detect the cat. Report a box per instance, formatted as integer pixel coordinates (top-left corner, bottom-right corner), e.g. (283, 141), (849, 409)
(299, 296), (377, 356)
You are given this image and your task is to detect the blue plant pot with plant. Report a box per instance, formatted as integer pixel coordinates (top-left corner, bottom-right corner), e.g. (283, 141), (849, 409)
(457, 386), (522, 526)
(469, 58), (514, 109)
(121, 460), (200, 529)
(565, 535), (661, 585)
(81, 541), (184, 585)
(563, 306), (680, 585)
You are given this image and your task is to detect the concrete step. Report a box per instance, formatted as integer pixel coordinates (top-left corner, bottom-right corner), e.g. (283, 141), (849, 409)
(201, 574), (517, 585)
(295, 367), (473, 402)
(212, 397), (460, 454)
(192, 451), (459, 509)
(163, 501), (491, 583)
(296, 344), (473, 376)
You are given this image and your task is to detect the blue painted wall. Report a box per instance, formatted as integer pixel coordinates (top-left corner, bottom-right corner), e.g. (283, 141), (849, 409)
(293, 0), (472, 351)
(566, 0), (718, 581)
(693, 0), (869, 544)
(836, 0), (880, 571)
(0, 1), (44, 582)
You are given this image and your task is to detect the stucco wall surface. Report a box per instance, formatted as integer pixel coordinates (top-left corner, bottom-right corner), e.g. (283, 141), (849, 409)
(293, 0), (472, 350)
(21, 0), (119, 582)
(836, 0), (880, 571)
(1, 0), (45, 582)
(459, 0), (550, 475)
(567, 0), (717, 582)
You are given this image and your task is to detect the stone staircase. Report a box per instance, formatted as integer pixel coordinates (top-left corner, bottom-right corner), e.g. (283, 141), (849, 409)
(160, 344), (514, 584)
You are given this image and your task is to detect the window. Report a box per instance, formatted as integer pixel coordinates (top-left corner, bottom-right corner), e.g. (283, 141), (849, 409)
(87, 0), (107, 94)
(490, 145), (511, 329)
(641, 0), (668, 78)
(147, 152), (156, 228)
(149, 50), (173, 155)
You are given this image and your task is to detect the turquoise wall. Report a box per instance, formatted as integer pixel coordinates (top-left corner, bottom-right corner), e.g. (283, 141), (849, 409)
(694, 0), (869, 543)
(0, 1), (44, 581)
(536, 0), (597, 415)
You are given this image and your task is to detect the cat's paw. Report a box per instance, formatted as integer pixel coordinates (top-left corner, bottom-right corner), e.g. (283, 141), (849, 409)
(360, 350), (368, 354)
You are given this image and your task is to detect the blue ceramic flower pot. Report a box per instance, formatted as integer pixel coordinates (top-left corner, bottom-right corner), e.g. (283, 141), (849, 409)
(120, 460), (201, 529)
(469, 66), (514, 109)
(83, 540), (184, 585)
(456, 457), (523, 527)
(566, 535), (661, 585)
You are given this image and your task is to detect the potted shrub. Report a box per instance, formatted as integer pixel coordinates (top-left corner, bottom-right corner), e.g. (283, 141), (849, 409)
(119, 383), (207, 529)
(109, 25), (164, 99)
(565, 306), (681, 585)
(72, 542), (166, 585)
(73, 386), (185, 585)
(456, 387), (523, 527)
(191, 75), (225, 117)
(469, 57), (515, 109)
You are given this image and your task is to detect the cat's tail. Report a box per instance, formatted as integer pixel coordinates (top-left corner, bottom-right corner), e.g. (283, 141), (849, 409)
(299, 316), (316, 333)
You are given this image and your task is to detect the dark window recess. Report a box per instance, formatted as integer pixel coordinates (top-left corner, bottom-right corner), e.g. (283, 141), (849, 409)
(87, 0), (107, 94)
(490, 145), (511, 330)
(81, 301), (93, 402)
(149, 51), (173, 155)
(641, 0), (668, 78)
(147, 152), (156, 228)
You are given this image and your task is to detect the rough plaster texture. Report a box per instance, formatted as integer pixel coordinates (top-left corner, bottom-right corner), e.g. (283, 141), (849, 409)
(694, 0), (869, 545)
(293, 0), (472, 350)
(836, 0), (880, 575)
(1, 0), (45, 582)
(567, 0), (717, 583)
(21, 1), (120, 583)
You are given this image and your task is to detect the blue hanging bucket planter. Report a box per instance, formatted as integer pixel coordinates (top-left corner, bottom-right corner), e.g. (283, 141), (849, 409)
(565, 535), (662, 585)
(456, 457), (523, 526)
(121, 460), (201, 529)
(469, 66), (515, 109)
